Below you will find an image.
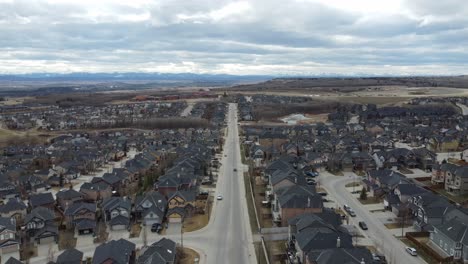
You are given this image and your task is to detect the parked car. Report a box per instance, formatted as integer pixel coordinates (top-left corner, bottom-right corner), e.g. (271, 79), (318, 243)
(151, 223), (162, 233)
(306, 179), (316, 185)
(406, 247), (417, 256)
(233, 168), (237, 172)
(344, 205), (356, 217)
(317, 192), (327, 196)
(217, 195), (223, 200)
(359, 221), (368, 230)
(305, 171), (318, 177)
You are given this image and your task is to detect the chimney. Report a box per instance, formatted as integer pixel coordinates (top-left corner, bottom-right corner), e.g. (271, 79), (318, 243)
(307, 197), (311, 207)
(361, 259), (365, 264)
(295, 176), (297, 183)
(177, 173), (180, 178)
(336, 236), (341, 248)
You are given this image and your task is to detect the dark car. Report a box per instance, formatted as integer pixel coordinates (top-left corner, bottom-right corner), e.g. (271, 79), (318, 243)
(151, 223), (162, 233)
(359, 221), (368, 230)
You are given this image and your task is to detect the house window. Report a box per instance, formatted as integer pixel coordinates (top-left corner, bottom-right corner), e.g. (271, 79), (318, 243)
(450, 249), (454, 256)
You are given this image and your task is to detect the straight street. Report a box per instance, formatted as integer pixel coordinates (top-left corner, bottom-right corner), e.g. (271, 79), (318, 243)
(320, 172), (426, 264)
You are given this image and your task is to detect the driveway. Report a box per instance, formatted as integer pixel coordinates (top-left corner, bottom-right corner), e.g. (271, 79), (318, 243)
(166, 223), (182, 236)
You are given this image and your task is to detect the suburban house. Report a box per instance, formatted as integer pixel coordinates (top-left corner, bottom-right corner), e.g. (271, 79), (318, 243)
(56, 189), (84, 210)
(432, 163), (459, 185)
(64, 202), (97, 235)
(430, 214), (468, 262)
(29, 192), (55, 210)
(134, 192), (167, 226)
(306, 247), (375, 264)
(56, 248), (84, 264)
(445, 166), (468, 195)
(137, 238), (176, 264)
(409, 192), (453, 231)
(24, 207), (58, 244)
(167, 189), (198, 214)
(92, 238), (136, 264)
(102, 197), (132, 231)
(288, 212), (353, 263)
(79, 182), (112, 202)
(272, 185), (323, 226)
(0, 217), (19, 256)
(0, 198), (27, 225)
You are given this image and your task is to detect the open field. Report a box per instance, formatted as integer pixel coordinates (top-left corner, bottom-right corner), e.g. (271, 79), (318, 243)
(0, 128), (52, 147)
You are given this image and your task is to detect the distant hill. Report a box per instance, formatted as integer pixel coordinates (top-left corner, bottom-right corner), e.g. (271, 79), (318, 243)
(228, 76), (468, 91)
(0, 72), (270, 82)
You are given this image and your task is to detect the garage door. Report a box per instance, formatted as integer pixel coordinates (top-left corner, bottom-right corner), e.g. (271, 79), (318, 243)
(112, 224), (127, 231)
(39, 236), (55, 244)
(168, 217), (182, 223)
(144, 219), (158, 226)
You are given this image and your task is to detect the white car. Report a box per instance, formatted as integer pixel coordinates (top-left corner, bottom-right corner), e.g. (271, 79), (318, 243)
(406, 247), (417, 256)
(217, 195), (223, 200)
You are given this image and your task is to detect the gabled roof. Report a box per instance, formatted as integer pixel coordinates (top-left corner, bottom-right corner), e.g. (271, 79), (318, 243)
(0, 198), (27, 213)
(277, 185), (322, 209)
(29, 192), (55, 207)
(64, 202), (96, 216)
(137, 238), (176, 264)
(0, 217), (15, 232)
(288, 208), (342, 228)
(102, 197), (131, 213)
(92, 239), (136, 264)
(307, 247), (375, 264)
(4, 257), (23, 264)
(56, 248), (83, 264)
(56, 189), (83, 200)
(296, 227), (352, 252)
(25, 207), (55, 224)
(396, 184), (428, 196)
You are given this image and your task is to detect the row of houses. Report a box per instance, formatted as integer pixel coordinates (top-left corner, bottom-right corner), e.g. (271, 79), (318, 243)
(0, 101), (187, 131)
(3, 237), (177, 264)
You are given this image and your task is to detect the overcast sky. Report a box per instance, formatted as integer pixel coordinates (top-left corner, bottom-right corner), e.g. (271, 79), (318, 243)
(0, 0), (467, 76)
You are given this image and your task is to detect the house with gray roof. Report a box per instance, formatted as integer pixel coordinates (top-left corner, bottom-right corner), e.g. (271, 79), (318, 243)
(273, 185), (323, 226)
(24, 207), (58, 244)
(92, 238), (136, 264)
(135, 192), (167, 226)
(445, 166), (468, 196)
(306, 247), (377, 264)
(0, 198), (27, 224)
(29, 192), (55, 210)
(137, 238), (176, 264)
(64, 202), (96, 235)
(56, 248), (83, 264)
(102, 197), (131, 231)
(0, 217), (19, 256)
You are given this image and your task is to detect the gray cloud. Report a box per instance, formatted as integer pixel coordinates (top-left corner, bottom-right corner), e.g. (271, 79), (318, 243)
(0, 0), (467, 75)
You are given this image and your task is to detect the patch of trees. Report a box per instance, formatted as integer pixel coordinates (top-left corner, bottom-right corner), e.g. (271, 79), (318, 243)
(83, 117), (212, 130)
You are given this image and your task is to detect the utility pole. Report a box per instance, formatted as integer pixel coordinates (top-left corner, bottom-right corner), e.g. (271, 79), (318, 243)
(181, 218), (184, 250)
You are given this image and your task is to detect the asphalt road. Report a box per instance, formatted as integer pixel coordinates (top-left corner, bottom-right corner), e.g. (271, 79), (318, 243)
(29, 103), (257, 264)
(320, 172), (426, 264)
